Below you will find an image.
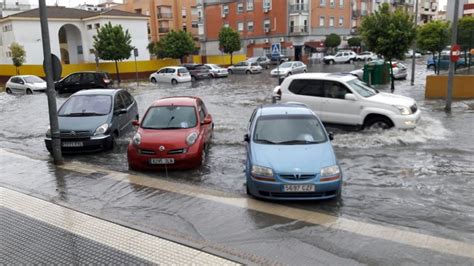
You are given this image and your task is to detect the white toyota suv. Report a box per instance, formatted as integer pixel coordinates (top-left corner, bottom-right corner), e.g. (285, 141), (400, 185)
(323, 51), (357, 64)
(273, 73), (421, 129)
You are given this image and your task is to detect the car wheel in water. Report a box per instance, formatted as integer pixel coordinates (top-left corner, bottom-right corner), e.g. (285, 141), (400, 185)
(367, 58), (372, 62)
(201, 147), (206, 166)
(303, 69), (307, 73)
(246, 70), (251, 75)
(228, 69), (233, 74)
(171, 79), (178, 85)
(26, 89), (33, 95)
(287, 72), (292, 77)
(151, 77), (157, 83)
(191, 75), (197, 81)
(329, 60), (335, 65)
(6, 88), (12, 94)
(108, 131), (118, 150)
(365, 117), (393, 130)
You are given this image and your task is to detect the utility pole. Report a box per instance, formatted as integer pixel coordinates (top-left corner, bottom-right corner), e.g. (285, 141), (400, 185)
(39, 0), (63, 164)
(411, 0), (419, 86)
(446, 0), (460, 112)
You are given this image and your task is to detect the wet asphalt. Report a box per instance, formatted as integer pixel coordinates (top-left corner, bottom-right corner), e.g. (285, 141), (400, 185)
(1, 58), (473, 264)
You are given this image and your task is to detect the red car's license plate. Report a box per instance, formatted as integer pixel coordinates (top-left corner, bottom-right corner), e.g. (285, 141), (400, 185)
(149, 158), (175, 165)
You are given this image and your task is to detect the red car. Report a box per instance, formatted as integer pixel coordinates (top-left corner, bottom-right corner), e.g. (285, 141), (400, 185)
(127, 96), (213, 170)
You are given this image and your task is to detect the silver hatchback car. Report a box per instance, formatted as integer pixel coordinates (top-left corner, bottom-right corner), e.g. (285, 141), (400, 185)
(228, 62), (263, 74)
(5, 75), (47, 95)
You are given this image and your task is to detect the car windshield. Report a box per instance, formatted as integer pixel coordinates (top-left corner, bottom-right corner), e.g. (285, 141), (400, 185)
(279, 62), (292, 68)
(141, 106), (197, 130)
(24, 76), (44, 83)
(178, 68), (189, 73)
(59, 95), (112, 116)
(346, 79), (379, 98)
(254, 115), (327, 145)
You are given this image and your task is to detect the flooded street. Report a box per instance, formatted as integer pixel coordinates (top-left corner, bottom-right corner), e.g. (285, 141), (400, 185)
(1, 59), (474, 263)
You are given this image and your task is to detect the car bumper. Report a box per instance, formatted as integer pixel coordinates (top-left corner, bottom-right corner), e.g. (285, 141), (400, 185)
(250, 69), (262, 73)
(246, 175), (342, 200)
(177, 76), (192, 83)
(127, 144), (202, 170)
(391, 110), (421, 129)
(44, 135), (113, 154)
(212, 72), (228, 77)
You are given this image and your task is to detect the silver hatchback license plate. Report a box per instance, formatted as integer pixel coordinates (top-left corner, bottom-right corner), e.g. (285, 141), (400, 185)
(149, 158), (175, 165)
(62, 141), (83, 147)
(283, 184), (315, 192)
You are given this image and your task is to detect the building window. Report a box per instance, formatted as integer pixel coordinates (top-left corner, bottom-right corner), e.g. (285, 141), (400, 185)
(222, 5), (229, 15)
(87, 24), (92, 30)
(264, 19), (271, 32)
(191, 7), (198, 16)
(263, 48), (270, 55)
(192, 21), (199, 28)
(320, 0), (326, 7)
(224, 23), (229, 28)
(77, 45), (83, 55)
(237, 3), (243, 13)
(2, 24), (13, 32)
(320, 16), (325, 26)
(238, 22), (244, 32)
(247, 0), (254, 11)
(247, 21), (254, 32)
(6, 51), (12, 57)
(330, 0), (335, 7)
(329, 16), (335, 27)
(134, 8), (142, 14)
(339, 17), (343, 27)
(94, 23), (100, 29)
(339, 0), (344, 7)
(182, 8), (186, 18)
(183, 23), (187, 32)
(263, 0), (271, 10)
(147, 23), (151, 34)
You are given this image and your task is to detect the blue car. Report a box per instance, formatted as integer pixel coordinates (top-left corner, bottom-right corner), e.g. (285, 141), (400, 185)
(244, 103), (342, 200)
(427, 54), (466, 70)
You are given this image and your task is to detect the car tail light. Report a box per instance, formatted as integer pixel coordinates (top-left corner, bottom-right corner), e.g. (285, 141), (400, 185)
(103, 78), (111, 83)
(392, 63), (397, 68)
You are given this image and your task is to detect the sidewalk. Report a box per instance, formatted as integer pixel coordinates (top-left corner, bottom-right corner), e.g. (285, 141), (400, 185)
(0, 187), (238, 265)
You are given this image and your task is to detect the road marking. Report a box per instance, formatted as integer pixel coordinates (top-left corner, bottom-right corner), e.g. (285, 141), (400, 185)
(1, 149), (473, 260)
(0, 187), (239, 265)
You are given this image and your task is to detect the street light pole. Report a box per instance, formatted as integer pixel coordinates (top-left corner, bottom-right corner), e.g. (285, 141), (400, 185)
(39, 0), (63, 164)
(446, 0), (460, 112)
(411, 0), (419, 86)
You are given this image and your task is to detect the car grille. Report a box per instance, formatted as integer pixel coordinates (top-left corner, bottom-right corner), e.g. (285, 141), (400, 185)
(168, 148), (186, 155)
(139, 149), (156, 155)
(279, 174), (315, 180)
(60, 130), (91, 139)
(410, 104), (418, 114)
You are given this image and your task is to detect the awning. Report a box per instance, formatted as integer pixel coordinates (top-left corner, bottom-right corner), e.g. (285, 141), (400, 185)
(304, 41), (325, 50)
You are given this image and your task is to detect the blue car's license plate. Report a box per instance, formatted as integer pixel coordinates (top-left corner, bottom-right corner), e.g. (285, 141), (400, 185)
(283, 184), (315, 192)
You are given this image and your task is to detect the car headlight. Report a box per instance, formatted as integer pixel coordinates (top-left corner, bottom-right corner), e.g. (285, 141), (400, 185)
(132, 133), (141, 146)
(186, 132), (198, 146)
(94, 123), (109, 136)
(320, 165), (340, 178)
(251, 165), (274, 177)
(394, 105), (412, 115)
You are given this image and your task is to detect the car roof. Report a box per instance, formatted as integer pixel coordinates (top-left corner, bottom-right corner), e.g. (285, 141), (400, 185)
(151, 96), (199, 107)
(257, 103), (314, 116)
(69, 71), (108, 74)
(11, 75), (39, 78)
(160, 66), (186, 69)
(72, 89), (121, 96)
(282, 72), (357, 83)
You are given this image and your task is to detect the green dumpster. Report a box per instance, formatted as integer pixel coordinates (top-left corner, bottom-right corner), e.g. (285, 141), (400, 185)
(363, 60), (390, 85)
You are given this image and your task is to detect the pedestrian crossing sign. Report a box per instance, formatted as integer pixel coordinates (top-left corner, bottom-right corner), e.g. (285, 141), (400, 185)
(271, 43), (281, 55)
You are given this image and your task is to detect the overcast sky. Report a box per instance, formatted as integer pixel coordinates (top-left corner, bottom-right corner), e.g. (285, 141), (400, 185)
(28, 0), (123, 8)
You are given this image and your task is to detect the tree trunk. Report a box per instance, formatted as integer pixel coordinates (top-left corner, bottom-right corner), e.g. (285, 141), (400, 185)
(115, 60), (120, 85)
(230, 52), (233, 65)
(389, 59), (395, 93)
(437, 51), (442, 75)
(15, 66), (19, 75)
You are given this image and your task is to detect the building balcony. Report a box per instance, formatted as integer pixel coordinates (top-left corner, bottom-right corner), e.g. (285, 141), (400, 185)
(289, 4), (308, 13)
(352, 10), (360, 18)
(157, 13), (173, 19)
(158, 27), (170, 34)
(289, 25), (308, 35)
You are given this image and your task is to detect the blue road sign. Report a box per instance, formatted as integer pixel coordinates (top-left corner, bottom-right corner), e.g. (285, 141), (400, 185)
(271, 43), (281, 55)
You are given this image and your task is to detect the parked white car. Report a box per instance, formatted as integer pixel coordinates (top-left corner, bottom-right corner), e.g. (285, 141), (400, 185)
(5, 75), (47, 94)
(270, 61), (307, 77)
(323, 51), (357, 64)
(356, 52), (378, 61)
(149, 66), (191, 84)
(273, 73), (421, 129)
(204, 64), (229, 78)
(228, 61), (262, 74)
(405, 50), (422, 58)
(350, 62), (408, 80)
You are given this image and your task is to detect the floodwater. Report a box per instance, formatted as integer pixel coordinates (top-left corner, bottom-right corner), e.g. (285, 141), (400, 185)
(1, 58), (474, 259)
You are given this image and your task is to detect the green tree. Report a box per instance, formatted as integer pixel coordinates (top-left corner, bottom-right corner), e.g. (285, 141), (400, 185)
(9, 42), (26, 75)
(347, 37), (362, 48)
(93, 22), (134, 84)
(218, 27), (241, 65)
(324, 33), (341, 53)
(151, 30), (195, 63)
(417, 20), (450, 75)
(359, 3), (416, 92)
(457, 16), (474, 68)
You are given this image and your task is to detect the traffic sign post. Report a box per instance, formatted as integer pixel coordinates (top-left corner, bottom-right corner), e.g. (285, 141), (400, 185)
(272, 43), (282, 87)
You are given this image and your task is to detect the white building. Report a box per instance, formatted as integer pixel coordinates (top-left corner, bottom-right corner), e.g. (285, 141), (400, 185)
(0, 0), (31, 17)
(0, 6), (150, 65)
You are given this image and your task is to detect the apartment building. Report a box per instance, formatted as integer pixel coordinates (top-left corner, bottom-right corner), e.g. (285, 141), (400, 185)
(446, 0), (468, 21)
(351, 0), (373, 32)
(463, 0), (474, 17)
(116, 0), (199, 44)
(203, 0), (352, 60)
(418, 0), (438, 23)
(372, 0), (414, 13)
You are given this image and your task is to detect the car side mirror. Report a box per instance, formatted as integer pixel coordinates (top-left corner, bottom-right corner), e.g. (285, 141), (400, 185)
(328, 132), (334, 141)
(244, 134), (250, 142)
(344, 93), (356, 101)
(202, 115), (212, 125)
(132, 120), (139, 126)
